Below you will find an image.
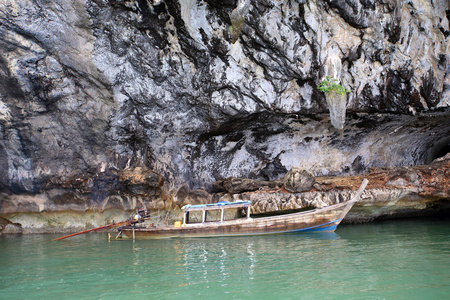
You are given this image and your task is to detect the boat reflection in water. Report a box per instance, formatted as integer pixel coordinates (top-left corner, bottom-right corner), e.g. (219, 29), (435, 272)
(150, 231), (341, 291)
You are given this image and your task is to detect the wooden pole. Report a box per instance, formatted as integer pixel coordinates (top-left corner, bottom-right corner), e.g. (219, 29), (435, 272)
(52, 219), (131, 241)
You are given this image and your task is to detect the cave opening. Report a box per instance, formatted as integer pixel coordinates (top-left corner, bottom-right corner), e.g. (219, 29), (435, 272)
(434, 143), (450, 160)
(428, 137), (450, 163)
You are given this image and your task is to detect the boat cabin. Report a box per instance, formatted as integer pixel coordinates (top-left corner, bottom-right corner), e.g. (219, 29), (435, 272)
(181, 201), (252, 225)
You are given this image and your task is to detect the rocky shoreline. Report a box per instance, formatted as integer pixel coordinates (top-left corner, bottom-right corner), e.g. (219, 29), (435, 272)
(2, 154), (448, 234)
(215, 153), (450, 222)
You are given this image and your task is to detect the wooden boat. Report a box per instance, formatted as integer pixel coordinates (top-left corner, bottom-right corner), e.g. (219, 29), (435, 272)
(116, 179), (368, 239)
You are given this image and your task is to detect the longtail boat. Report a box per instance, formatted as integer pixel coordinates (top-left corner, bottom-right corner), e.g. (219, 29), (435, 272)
(115, 179), (368, 239)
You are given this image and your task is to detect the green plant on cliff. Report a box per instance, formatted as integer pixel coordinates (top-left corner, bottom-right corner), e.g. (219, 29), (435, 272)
(318, 76), (350, 95)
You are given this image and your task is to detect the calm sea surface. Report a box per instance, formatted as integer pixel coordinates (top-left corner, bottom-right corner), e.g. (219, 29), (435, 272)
(1, 218), (449, 300)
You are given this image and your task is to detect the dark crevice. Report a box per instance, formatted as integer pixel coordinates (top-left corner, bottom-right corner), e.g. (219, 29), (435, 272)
(428, 137), (450, 163)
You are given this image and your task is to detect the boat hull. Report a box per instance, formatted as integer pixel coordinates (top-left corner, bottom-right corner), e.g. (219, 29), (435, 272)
(118, 200), (356, 239)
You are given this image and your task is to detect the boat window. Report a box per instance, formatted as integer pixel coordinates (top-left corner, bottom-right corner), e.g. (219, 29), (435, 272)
(184, 208), (245, 224)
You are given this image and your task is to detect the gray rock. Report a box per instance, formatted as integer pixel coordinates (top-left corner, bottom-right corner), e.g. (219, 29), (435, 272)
(283, 168), (316, 193)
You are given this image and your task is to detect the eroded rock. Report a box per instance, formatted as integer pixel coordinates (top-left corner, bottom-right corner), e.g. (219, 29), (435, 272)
(221, 154), (450, 220)
(0, 215), (22, 234)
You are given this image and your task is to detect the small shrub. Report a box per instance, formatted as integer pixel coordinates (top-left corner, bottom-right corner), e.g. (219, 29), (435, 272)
(318, 76), (350, 95)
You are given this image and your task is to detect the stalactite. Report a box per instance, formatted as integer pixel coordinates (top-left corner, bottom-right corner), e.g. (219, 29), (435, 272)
(326, 93), (347, 129)
(324, 55), (347, 130)
(230, 0), (250, 43)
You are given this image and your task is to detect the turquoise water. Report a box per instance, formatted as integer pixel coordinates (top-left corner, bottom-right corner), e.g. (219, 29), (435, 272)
(1, 218), (449, 299)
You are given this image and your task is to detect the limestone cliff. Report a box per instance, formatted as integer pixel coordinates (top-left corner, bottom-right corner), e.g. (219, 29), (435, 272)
(0, 0), (449, 232)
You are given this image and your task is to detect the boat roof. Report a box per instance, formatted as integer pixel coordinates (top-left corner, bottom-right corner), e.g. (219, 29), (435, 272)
(182, 200), (251, 212)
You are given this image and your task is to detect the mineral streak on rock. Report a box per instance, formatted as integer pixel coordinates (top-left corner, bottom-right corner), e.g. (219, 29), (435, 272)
(0, 0), (449, 232)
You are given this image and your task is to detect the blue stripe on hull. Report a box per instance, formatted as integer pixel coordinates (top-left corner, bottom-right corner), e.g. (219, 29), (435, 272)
(289, 219), (341, 233)
(294, 224), (338, 232)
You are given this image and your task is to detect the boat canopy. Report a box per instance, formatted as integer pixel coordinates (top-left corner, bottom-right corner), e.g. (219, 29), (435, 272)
(182, 200), (252, 225)
(182, 200), (251, 212)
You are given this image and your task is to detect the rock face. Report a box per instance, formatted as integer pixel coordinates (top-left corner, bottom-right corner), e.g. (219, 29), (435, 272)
(0, 0), (449, 231)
